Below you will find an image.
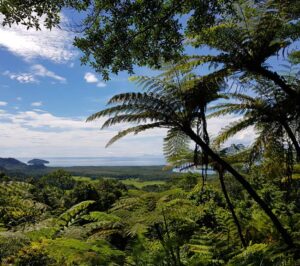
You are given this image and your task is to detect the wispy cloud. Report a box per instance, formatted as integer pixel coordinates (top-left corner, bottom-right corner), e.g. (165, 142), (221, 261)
(0, 14), (76, 63)
(3, 64), (66, 84)
(32, 109), (47, 113)
(96, 81), (106, 88)
(84, 72), (106, 88)
(3, 70), (37, 84)
(0, 101), (8, 106)
(31, 64), (66, 83)
(0, 109), (255, 158)
(31, 102), (43, 107)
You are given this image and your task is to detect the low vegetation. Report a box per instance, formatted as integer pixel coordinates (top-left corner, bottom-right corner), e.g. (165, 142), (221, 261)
(0, 162), (300, 265)
(0, 164), (177, 181)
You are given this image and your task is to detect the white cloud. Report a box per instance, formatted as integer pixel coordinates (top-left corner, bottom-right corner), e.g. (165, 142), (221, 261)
(0, 14), (76, 63)
(0, 110), (165, 157)
(31, 102), (43, 107)
(208, 114), (256, 146)
(84, 72), (106, 87)
(32, 109), (46, 113)
(16, 97), (22, 101)
(3, 70), (37, 84)
(84, 72), (98, 83)
(31, 64), (66, 83)
(97, 81), (106, 88)
(3, 64), (66, 84)
(0, 109), (256, 158)
(0, 101), (7, 106)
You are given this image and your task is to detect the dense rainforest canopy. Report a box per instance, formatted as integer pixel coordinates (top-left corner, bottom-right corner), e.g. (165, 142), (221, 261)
(0, 0), (300, 265)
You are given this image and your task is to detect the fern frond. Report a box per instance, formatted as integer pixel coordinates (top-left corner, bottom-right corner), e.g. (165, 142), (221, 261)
(163, 129), (191, 166)
(106, 122), (165, 147)
(130, 75), (178, 95)
(59, 201), (95, 227)
(214, 118), (256, 146)
(208, 103), (250, 118)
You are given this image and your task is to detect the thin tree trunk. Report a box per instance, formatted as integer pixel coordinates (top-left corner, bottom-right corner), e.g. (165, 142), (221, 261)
(282, 121), (300, 162)
(184, 126), (294, 248)
(218, 170), (247, 248)
(254, 66), (300, 161)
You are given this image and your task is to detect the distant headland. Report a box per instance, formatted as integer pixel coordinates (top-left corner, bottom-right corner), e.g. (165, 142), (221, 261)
(0, 157), (49, 172)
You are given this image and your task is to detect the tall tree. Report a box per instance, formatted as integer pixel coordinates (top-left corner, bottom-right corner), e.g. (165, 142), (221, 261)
(2, 1), (300, 87)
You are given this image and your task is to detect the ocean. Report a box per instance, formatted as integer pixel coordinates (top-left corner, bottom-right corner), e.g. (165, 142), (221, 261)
(17, 156), (166, 167)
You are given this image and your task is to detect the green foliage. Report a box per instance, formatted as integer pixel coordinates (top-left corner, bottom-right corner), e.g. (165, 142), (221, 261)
(87, 73), (222, 171)
(0, 233), (29, 261)
(11, 244), (54, 266)
(227, 243), (297, 266)
(3, 0), (299, 90)
(185, 229), (225, 266)
(189, 183), (223, 206)
(11, 238), (125, 266)
(0, 181), (48, 227)
(59, 200), (95, 228)
(39, 170), (76, 190)
(0, 163), (300, 265)
(209, 87), (299, 162)
(172, 173), (199, 191)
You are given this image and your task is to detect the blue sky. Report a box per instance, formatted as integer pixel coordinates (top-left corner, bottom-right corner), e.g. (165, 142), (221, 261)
(0, 13), (255, 159)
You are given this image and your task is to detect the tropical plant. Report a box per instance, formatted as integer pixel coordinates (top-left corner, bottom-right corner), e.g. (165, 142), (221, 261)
(208, 89), (300, 161)
(164, 138), (249, 248)
(87, 73), (294, 247)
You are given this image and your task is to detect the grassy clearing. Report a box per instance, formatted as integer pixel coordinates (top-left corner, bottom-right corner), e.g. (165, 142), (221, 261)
(72, 176), (167, 189)
(72, 176), (94, 182)
(121, 178), (166, 188)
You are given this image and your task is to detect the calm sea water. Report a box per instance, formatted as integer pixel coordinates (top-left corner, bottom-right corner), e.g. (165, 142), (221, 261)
(17, 156), (165, 167)
(173, 167), (216, 175)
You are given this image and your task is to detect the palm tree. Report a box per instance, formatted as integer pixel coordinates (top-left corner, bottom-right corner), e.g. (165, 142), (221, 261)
(87, 74), (294, 247)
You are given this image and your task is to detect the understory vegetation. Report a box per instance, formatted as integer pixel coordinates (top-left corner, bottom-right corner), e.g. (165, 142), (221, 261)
(0, 163), (300, 265)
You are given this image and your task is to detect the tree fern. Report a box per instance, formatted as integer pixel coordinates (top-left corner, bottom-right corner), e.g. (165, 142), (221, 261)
(58, 200), (95, 228)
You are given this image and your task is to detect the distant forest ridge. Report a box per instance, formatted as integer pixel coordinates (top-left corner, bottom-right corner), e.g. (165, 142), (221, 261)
(16, 156), (165, 167)
(0, 157), (176, 181)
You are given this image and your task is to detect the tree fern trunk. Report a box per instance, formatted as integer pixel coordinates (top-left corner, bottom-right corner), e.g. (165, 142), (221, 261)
(184, 126), (294, 248)
(281, 121), (300, 162)
(218, 170), (247, 248)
